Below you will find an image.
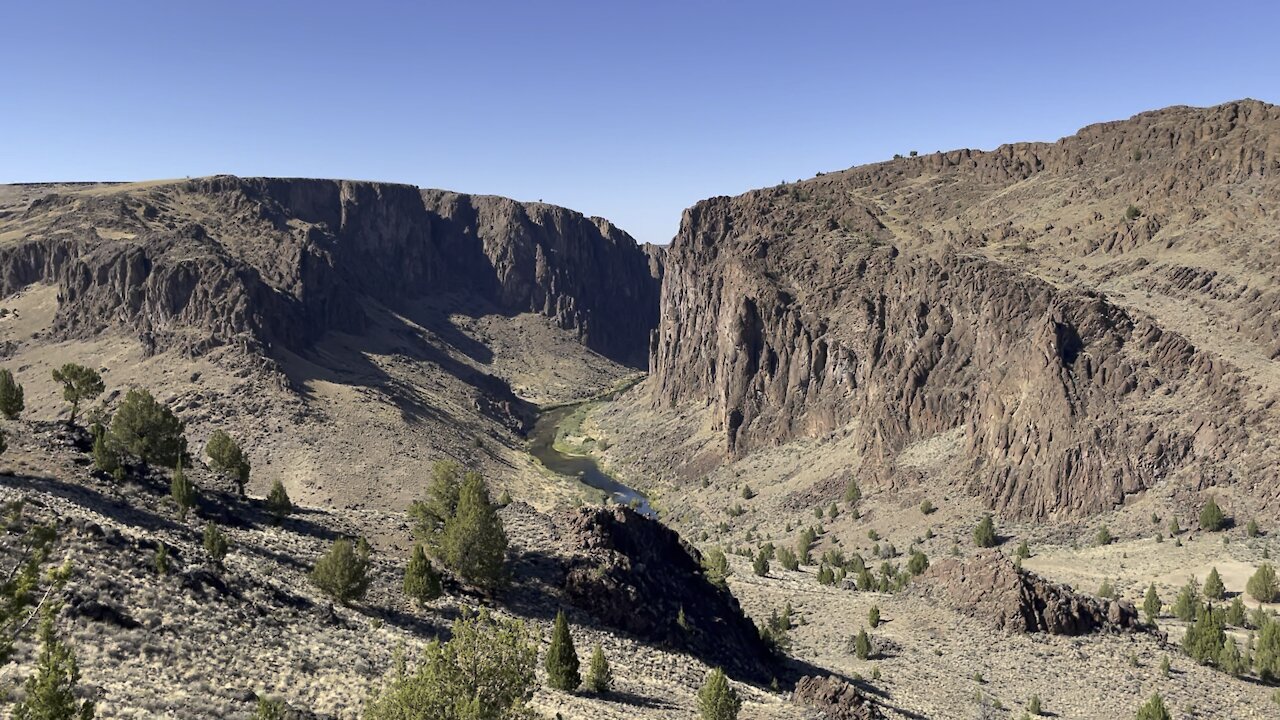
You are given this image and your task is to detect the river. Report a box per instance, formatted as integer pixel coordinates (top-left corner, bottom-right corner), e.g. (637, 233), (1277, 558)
(528, 403), (656, 518)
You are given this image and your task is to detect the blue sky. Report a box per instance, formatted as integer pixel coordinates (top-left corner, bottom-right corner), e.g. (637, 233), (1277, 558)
(2, 1), (1277, 244)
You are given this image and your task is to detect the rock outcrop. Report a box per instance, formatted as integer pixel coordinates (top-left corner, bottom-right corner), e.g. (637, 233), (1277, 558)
(651, 99), (1280, 518)
(792, 675), (884, 720)
(0, 176), (661, 367)
(559, 505), (773, 682)
(918, 551), (1140, 635)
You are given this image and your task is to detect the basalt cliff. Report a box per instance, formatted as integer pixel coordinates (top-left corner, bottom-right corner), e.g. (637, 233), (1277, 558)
(651, 99), (1280, 519)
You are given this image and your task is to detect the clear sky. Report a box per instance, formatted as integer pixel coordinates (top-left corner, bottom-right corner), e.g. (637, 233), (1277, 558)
(2, 1), (1277, 245)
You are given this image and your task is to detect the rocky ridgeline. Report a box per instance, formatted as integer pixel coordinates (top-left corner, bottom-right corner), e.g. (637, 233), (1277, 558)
(559, 505), (775, 683)
(0, 176), (662, 367)
(919, 551), (1140, 635)
(651, 99), (1280, 518)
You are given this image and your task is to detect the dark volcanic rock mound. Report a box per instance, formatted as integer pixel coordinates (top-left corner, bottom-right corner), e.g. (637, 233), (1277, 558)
(559, 505), (773, 682)
(792, 675), (884, 720)
(919, 551), (1140, 635)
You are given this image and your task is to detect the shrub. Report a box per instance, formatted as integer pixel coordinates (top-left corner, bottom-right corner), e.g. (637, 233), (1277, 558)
(752, 549), (770, 577)
(310, 537), (371, 604)
(403, 544), (441, 605)
(585, 643), (611, 694)
(1168, 518), (1181, 536)
(1095, 525), (1113, 546)
(170, 461), (197, 521)
(1199, 497), (1226, 532)
(92, 432), (119, 475)
(153, 542), (169, 575)
(439, 471), (508, 590)
(817, 564), (835, 586)
(365, 609), (537, 720)
(253, 697), (287, 720)
(110, 388), (186, 467)
(798, 527), (817, 564)
(907, 551), (929, 576)
(844, 480), (861, 504)
(697, 668), (741, 720)
(1203, 567), (1225, 600)
(206, 429), (250, 495)
(545, 609), (581, 691)
(11, 609), (95, 720)
(974, 514), (997, 548)
(1098, 578), (1115, 599)
(1248, 563), (1279, 602)
(741, 485), (755, 500)
(203, 522), (228, 565)
(266, 479), (292, 521)
(702, 547), (731, 588)
(1219, 636), (1246, 676)
(51, 364), (103, 425)
(868, 605), (880, 628)
(776, 546), (799, 571)
(1014, 540), (1030, 560)
(1027, 694), (1042, 715)
(1134, 693), (1170, 720)
(0, 501), (65, 664)
(1173, 578), (1200, 621)
(1124, 205), (1141, 222)
(853, 628), (872, 659)
(1143, 583), (1161, 624)
(919, 499), (935, 515)
(0, 368), (25, 420)
(1247, 519), (1260, 538)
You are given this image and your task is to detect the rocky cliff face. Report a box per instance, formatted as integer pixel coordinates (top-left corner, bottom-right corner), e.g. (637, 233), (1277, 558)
(652, 100), (1280, 518)
(0, 176), (660, 367)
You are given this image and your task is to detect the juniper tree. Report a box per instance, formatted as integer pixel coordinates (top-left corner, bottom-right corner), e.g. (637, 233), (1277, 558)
(205, 429), (250, 495)
(110, 388), (186, 467)
(1200, 497), (1226, 532)
(1219, 636), (1246, 676)
(170, 460), (196, 521)
(91, 432), (119, 476)
(752, 548), (770, 577)
(1247, 519), (1260, 538)
(702, 547), (730, 588)
(907, 550), (929, 576)
(853, 628), (872, 659)
(585, 643), (612, 693)
(1095, 525), (1113, 546)
(0, 501), (65, 665)
(974, 514), (997, 548)
(403, 544), (441, 606)
(1173, 578), (1200, 621)
(203, 522), (228, 566)
(51, 363), (103, 425)
(153, 542), (169, 575)
(1257, 615), (1280, 681)
(265, 479), (292, 521)
(439, 471), (507, 591)
(868, 605), (880, 628)
(1183, 603), (1225, 665)
(310, 537), (371, 605)
(1014, 540), (1030, 560)
(0, 368), (25, 420)
(1143, 583), (1161, 624)
(1226, 596), (1246, 627)
(1134, 693), (1170, 720)
(1248, 563), (1279, 603)
(1097, 578), (1115, 600)
(545, 609), (581, 692)
(11, 608), (95, 720)
(697, 668), (741, 720)
(776, 546), (799, 571)
(1203, 567), (1225, 600)
(409, 460), (463, 551)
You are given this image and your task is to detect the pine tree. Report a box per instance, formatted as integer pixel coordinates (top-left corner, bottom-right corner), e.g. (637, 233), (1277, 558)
(205, 430), (250, 495)
(310, 537), (371, 605)
(697, 668), (741, 720)
(974, 514), (997, 548)
(545, 609), (581, 692)
(1248, 563), (1279, 602)
(110, 388), (186, 467)
(51, 364), (103, 426)
(403, 544), (441, 606)
(170, 460), (196, 521)
(203, 522), (228, 566)
(1203, 567), (1226, 600)
(1143, 583), (1161, 624)
(439, 472), (507, 591)
(585, 643), (612, 693)
(0, 368), (25, 421)
(12, 609), (95, 720)
(265, 479), (293, 521)
(1134, 693), (1171, 720)
(1200, 497), (1226, 531)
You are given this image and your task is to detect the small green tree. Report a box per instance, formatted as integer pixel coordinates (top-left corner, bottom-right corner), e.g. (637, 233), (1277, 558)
(253, 697), (287, 720)
(1143, 583), (1161, 624)
(439, 471), (507, 591)
(1248, 563), (1279, 602)
(1095, 525), (1113, 546)
(1183, 603), (1225, 665)
(1134, 693), (1170, 720)
(1219, 636), (1246, 676)
(854, 628), (872, 659)
(776, 546), (799, 571)
(920, 499), (935, 515)
(203, 522), (228, 566)
(170, 460), (196, 521)
(752, 548), (770, 577)
(205, 429), (250, 495)
(409, 460), (463, 551)
(1200, 497), (1226, 532)
(1168, 517), (1181, 536)
(1257, 616), (1280, 682)
(545, 609), (581, 692)
(110, 388), (185, 467)
(702, 547), (731, 588)
(403, 544), (441, 606)
(310, 537), (371, 605)
(1173, 578), (1200, 621)
(1247, 519), (1260, 538)
(265, 479), (292, 521)
(1226, 596), (1246, 627)
(91, 432), (119, 476)
(51, 364), (104, 425)
(585, 643), (611, 694)
(844, 480), (861, 504)
(0, 368), (25, 420)
(697, 668), (741, 720)
(907, 550), (929, 576)
(11, 608), (95, 720)
(1014, 540), (1030, 560)
(1124, 205), (1142, 222)
(868, 605), (881, 628)
(817, 564), (835, 586)
(1203, 567), (1225, 600)
(1098, 578), (1115, 599)
(974, 514), (997, 548)
(153, 542), (169, 576)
